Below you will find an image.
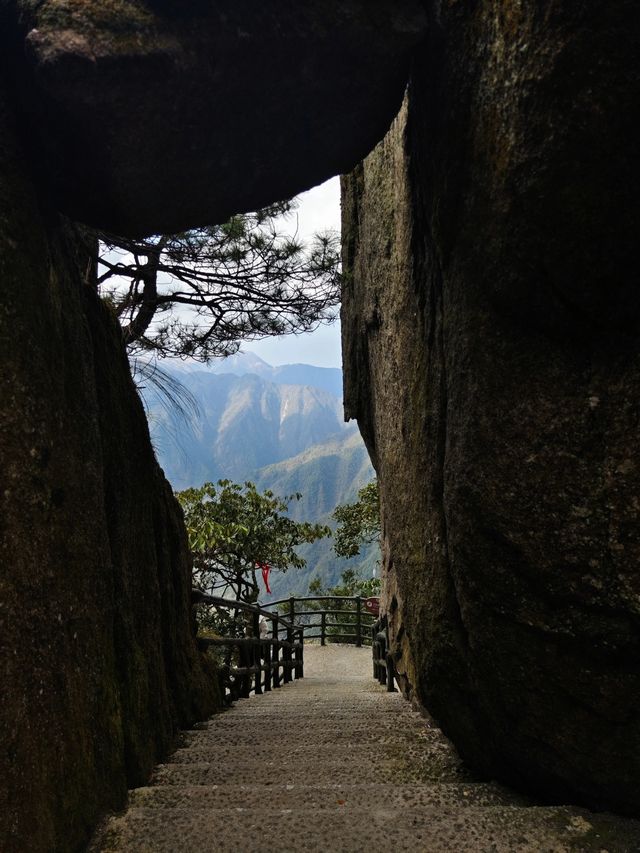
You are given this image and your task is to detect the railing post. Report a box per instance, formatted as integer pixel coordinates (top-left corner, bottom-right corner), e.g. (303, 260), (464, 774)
(372, 622), (378, 679)
(264, 637), (272, 691)
(272, 614), (281, 688)
(355, 596), (362, 648)
(252, 611), (262, 695)
(289, 596), (295, 625)
(386, 650), (396, 693)
(295, 628), (304, 679)
(239, 640), (251, 699)
(321, 611), (326, 646)
(218, 668), (228, 705)
(376, 624), (387, 686)
(284, 625), (293, 684)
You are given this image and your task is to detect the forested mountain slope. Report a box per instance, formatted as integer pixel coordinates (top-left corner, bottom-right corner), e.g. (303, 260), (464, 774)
(253, 430), (378, 598)
(147, 359), (378, 595)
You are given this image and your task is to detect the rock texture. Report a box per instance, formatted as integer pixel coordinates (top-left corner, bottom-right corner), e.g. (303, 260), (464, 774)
(6, 0), (426, 235)
(342, 3), (640, 817)
(0, 79), (219, 853)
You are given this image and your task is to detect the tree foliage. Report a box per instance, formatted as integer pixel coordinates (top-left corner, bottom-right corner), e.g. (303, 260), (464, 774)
(96, 199), (341, 362)
(308, 568), (381, 600)
(177, 480), (331, 603)
(333, 480), (380, 559)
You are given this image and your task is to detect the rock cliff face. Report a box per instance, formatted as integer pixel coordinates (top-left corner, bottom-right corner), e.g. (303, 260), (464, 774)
(0, 80), (221, 852)
(342, 2), (640, 816)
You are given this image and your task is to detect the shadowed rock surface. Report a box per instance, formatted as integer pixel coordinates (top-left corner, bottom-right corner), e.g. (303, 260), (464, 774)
(0, 78), (219, 853)
(6, 0), (426, 235)
(342, 2), (640, 817)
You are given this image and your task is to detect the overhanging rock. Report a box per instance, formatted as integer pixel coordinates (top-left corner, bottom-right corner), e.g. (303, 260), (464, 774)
(7, 0), (426, 235)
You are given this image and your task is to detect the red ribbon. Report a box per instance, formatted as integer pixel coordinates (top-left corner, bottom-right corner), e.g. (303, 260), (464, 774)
(257, 562), (271, 594)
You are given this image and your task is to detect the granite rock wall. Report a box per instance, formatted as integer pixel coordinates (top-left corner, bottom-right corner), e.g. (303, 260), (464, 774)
(0, 77), (219, 853)
(342, 1), (640, 816)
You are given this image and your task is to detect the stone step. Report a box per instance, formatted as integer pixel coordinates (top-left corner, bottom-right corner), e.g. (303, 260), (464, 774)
(176, 734), (441, 754)
(217, 707), (418, 717)
(205, 707), (420, 720)
(202, 721), (421, 733)
(95, 803), (640, 853)
(180, 722), (442, 748)
(197, 704), (421, 719)
(224, 695), (413, 705)
(183, 723), (433, 741)
(128, 781), (529, 811)
(166, 741), (461, 768)
(151, 757), (469, 786)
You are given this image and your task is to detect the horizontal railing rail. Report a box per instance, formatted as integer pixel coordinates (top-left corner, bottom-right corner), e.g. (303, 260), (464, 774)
(191, 591), (304, 703)
(192, 590), (393, 699)
(260, 595), (379, 648)
(267, 595), (370, 605)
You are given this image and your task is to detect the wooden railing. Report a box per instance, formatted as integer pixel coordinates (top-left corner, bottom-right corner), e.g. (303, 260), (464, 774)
(192, 590), (394, 700)
(262, 595), (378, 648)
(192, 590), (303, 703)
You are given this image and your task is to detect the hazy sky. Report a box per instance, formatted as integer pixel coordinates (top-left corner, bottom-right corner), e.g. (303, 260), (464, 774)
(243, 177), (342, 369)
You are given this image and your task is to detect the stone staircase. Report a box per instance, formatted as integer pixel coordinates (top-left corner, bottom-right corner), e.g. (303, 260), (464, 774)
(91, 646), (640, 852)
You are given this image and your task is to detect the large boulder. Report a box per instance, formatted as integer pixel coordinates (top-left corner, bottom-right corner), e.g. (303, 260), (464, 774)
(342, 1), (640, 816)
(6, 0), (425, 235)
(0, 80), (220, 853)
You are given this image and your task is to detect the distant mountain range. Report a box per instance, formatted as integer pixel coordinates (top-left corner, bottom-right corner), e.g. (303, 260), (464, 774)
(149, 361), (355, 490)
(253, 430), (379, 598)
(169, 352), (343, 397)
(146, 353), (377, 597)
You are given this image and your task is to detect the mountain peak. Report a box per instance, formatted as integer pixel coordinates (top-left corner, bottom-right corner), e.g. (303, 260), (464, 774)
(164, 351), (343, 398)
(217, 351), (272, 372)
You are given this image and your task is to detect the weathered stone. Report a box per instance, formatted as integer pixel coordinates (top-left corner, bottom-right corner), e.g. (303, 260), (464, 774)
(5, 0), (426, 235)
(0, 80), (220, 853)
(342, 2), (640, 816)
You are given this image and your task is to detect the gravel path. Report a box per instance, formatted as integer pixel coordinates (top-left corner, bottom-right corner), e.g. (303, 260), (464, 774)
(92, 646), (640, 852)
